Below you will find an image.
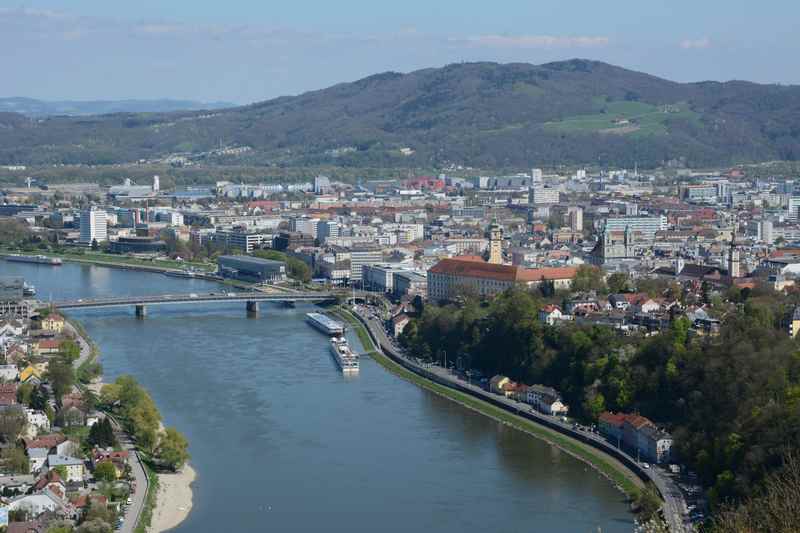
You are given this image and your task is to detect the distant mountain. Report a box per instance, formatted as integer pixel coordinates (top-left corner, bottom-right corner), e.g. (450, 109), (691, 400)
(1, 60), (800, 168)
(0, 97), (236, 117)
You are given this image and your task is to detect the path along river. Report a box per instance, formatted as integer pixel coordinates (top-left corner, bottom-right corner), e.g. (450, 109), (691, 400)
(3, 261), (634, 533)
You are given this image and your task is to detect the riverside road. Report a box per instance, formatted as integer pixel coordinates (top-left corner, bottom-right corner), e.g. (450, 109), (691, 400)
(354, 306), (692, 533)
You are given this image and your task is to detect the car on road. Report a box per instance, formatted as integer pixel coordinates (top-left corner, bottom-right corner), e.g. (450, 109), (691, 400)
(642, 463), (651, 469)
(127, 497), (133, 505)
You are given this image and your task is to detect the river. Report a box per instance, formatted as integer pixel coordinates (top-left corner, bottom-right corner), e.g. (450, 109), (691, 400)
(3, 261), (634, 533)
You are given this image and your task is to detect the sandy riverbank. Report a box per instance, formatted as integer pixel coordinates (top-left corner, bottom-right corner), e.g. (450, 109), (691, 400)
(151, 463), (197, 533)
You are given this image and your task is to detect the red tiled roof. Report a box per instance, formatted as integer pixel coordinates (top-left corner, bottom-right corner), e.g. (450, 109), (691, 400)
(518, 267), (578, 282)
(37, 339), (62, 349)
(24, 434), (67, 450)
(430, 257), (577, 283)
(430, 257), (519, 282)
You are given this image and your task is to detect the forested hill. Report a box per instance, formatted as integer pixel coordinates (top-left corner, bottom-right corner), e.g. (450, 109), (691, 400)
(1, 59), (800, 168)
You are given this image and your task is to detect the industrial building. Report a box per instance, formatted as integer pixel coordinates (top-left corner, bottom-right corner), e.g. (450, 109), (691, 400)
(217, 255), (287, 283)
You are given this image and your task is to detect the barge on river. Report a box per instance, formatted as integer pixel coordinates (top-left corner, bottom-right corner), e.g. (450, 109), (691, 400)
(306, 312), (345, 336)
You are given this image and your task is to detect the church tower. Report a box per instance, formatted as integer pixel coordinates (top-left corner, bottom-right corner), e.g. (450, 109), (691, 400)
(488, 220), (503, 264)
(728, 231), (741, 278)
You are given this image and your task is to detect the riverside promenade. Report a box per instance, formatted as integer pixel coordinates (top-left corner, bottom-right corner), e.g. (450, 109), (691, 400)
(350, 306), (690, 533)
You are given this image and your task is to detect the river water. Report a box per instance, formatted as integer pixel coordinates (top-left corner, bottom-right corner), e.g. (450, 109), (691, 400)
(3, 261), (633, 533)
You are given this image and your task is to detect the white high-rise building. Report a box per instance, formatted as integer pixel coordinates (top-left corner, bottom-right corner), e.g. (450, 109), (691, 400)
(531, 168), (543, 183)
(79, 207), (108, 244)
(314, 176), (331, 194)
(761, 219), (774, 244)
(152, 175), (160, 192)
(567, 206), (584, 232)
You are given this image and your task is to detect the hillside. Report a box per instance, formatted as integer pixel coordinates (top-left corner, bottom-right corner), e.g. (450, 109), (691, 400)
(1, 59), (799, 169)
(0, 97), (235, 117)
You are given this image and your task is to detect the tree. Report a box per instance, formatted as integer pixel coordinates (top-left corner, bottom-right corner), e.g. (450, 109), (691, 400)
(2, 446), (30, 474)
(60, 339), (81, 363)
(606, 272), (629, 293)
(157, 427), (190, 471)
(47, 358), (75, 402)
(30, 385), (50, 411)
(94, 461), (118, 483)
(88, 418), (116, 449)
(77, 518), (113, 533)
(634, 483), (662, 521)
(572, 265), (606, 293)
(16, 383), (34, 406)
(0, 407), (27, 442)
(53, 465), (68, 479)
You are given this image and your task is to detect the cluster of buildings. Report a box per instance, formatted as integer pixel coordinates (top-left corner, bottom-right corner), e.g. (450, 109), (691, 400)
(0, 283), (133, 530)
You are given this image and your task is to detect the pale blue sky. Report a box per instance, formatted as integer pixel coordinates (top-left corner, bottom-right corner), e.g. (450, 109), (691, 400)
(2, 1), (798, 103)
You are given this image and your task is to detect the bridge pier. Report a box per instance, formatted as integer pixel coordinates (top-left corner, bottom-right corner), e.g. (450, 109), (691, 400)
(246, 301), (259, 317)
(135, 304), (147, 319)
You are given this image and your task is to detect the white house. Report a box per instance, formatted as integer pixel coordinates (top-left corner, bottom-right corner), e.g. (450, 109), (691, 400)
(8, 489), (69, 516)
(0, 364), (19, 382)
(28, 448), (49, 474)
(538, 305), (569, 326)
(526, 385), (569, 416)
(25, 409), (50, 436)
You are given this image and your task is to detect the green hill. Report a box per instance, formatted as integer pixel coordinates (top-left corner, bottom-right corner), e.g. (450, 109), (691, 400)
(1, 59), (799, 169)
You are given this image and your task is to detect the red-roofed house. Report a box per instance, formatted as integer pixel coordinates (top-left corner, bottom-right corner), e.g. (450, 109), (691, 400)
(427, 256), (577, 301)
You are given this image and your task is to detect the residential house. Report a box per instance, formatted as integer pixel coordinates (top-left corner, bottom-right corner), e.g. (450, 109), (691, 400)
(0, 364), (20, 381)
(47, 455), (85, 483)
(0, 319), (26, 337)
(608, 294), (630, 311)
(565, 293), (599, 315)
(639, 425), (673, 464)
(31, 470), (66, 500)
(0, 474), (35, 495)
(27, 448), (49, 474)
(526, 384), (569, 415)
(598, 412), (628, 444)
(0, 382), (17, 406)
(39, 314), (65, 334)
(34, 339), (61, 356)
(489, 375), (513, 396)
(20, 365), (43, 385)
(8, 489), (72, 518)
(91, 449), (130, 478)
(391, 314), (410, 338)
(25, 409), (51, 437)
(539, 304), (566, 326)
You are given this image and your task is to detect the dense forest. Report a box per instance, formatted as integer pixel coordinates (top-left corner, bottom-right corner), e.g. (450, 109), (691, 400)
(2, 60), (800, 168)
(400, 286), (800, 517)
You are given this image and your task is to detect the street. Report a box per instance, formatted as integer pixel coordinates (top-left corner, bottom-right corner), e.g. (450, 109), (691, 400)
(355, 306), (691, 533)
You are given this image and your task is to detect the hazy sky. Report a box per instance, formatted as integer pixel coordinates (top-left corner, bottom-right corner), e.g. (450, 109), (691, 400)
(3, 1), (799, 103)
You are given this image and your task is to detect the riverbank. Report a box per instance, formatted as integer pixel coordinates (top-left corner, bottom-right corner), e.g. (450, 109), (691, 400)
(151, 464), (196, 533)
(2, 249), (214, 275)
(333, 307), (645, 499)
(67, 315), (196, 532)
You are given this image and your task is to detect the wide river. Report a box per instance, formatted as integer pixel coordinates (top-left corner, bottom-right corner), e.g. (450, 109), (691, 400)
(4, 261), (633, 532)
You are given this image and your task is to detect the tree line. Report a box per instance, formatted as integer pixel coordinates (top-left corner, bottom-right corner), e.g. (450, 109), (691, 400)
(400, 286), (800, 517)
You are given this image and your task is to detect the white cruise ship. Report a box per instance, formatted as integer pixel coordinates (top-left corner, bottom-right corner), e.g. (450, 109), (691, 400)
(306, 312), (345, 336)
(330, 337), (359, 373)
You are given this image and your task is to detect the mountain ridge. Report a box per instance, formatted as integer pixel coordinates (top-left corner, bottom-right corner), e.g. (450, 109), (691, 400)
(0, 97), (236, 117)
(1, 59), (799, 169)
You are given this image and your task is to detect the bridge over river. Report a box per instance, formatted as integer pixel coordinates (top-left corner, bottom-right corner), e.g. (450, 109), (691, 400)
(48, 291), (338, 316)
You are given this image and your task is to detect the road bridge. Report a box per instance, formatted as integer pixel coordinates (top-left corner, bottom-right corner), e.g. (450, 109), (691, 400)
(48, 291), (338, 316)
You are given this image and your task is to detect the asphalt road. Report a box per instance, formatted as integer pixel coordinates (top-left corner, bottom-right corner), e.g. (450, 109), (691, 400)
(67, 319), (150, 533)
(355, 307), (692, 533)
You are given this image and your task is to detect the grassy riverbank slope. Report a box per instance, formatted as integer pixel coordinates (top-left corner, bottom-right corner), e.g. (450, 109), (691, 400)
(333, 307), (644, 498)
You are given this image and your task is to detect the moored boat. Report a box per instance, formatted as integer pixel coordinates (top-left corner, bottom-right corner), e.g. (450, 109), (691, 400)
(3, 254), (62, 266)
(330, 337), (359, 373)
(306, 312), (345, 336)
